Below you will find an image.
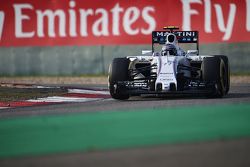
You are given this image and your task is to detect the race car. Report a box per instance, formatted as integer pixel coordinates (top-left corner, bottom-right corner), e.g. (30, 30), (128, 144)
(108, 26), (230, 100)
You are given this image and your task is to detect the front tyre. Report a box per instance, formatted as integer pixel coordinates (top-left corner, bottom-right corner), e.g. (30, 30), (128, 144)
(108, 58), (130, 100)
(213, 55), (230, 94)
(202, 57), (227, 98)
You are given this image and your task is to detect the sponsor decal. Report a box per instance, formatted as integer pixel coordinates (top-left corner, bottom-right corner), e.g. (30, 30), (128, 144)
(0, 0), (249, 46)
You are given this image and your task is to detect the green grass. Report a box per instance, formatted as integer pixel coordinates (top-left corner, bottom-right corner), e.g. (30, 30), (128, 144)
(230, 72), (250, 76)
(0, 103), (250, 158)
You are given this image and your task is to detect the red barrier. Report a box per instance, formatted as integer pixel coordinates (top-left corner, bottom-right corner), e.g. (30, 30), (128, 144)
(0, 0), (249, 46)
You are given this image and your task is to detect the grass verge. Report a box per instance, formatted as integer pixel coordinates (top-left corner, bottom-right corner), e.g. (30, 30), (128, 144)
(0, 103), (250, 158)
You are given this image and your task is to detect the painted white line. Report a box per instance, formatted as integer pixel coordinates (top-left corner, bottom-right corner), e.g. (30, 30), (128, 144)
(27, 96), (101, 103)
(0, 107), (10, 109)
(36, 86), (60, 89)
(68, 89), (110, 95)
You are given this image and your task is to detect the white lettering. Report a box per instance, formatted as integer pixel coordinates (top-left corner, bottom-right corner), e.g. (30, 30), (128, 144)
(13, 4), (34, 38)
(37, 10), (66, 37)
(123, 7), (140, 35)
(246, 0), (250, 31)
(79, 9), (93, 37)
(214, 4), (236, 40)
(186, 32), (193, 36)
(141, 6), (156, 34)
(12, 2), (158, 39)
(69, 0), (77, 37)
(176, 32), (182, 36)
(92, 8), (109, 36)
(157, 32), (163, 36)
(111, 3), (123, 36)
(204, 0), (212, 33)
(0, 11), (4, 40)
(181, 0), (202, 31)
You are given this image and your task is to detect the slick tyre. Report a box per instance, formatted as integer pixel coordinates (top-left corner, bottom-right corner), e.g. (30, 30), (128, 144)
(213, 55), (230, 94)
(202, 57), (227, 98)
(108, 58), (130, 100)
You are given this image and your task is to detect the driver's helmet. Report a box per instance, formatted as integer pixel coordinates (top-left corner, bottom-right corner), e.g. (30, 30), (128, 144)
(161, 43), (177, 56)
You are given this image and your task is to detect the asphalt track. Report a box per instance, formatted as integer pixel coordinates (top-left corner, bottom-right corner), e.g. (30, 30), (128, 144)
(0, 83), (249, 118)
(0, 83), (250, 167)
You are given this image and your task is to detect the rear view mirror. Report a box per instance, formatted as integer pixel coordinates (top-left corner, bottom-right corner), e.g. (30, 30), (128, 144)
(187, 50), (198, 55)
(142, 50), (152, 55)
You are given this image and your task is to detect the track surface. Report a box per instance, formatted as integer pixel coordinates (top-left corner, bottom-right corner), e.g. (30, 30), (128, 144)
(0, 83), (250, 167)
(0, 83), (249, 118)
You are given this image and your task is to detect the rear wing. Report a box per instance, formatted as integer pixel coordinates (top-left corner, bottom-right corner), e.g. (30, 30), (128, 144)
(152, 31), (199, 53)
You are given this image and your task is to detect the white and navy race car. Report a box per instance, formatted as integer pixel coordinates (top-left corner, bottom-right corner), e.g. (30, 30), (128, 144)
(108, 26), (230, 100)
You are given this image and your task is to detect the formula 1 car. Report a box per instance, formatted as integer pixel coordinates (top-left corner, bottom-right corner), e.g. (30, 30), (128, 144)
(108, 26), (230, 100)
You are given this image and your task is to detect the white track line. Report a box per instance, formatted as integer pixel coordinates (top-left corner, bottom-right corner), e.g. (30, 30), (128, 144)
(27, 96), (101, 103)
(68, 89), (110, 95)
(0, 107), (10, 109)
(36, 86), (60, 89)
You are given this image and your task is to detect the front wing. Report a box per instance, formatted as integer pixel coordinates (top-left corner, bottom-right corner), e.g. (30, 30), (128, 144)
(116, 81), (216, 96)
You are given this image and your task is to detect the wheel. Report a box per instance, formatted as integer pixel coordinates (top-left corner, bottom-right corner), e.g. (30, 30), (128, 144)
(213, 55), (230, 94)
(108, 58), (130, 100)
(177, 73), (188, 91)
(202, 57), (227, 98)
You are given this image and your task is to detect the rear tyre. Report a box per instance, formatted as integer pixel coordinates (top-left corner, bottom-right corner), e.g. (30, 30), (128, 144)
(202, 57), (227, 98)
(108, 58), (130, 100)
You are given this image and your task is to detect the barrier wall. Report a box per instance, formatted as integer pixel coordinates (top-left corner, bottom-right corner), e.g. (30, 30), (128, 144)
(0, 43), (249, 76)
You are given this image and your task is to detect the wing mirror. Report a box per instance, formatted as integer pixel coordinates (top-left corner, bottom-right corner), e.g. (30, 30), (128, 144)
(187, 50), (198, 55)
(142, 50), (152, 55)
